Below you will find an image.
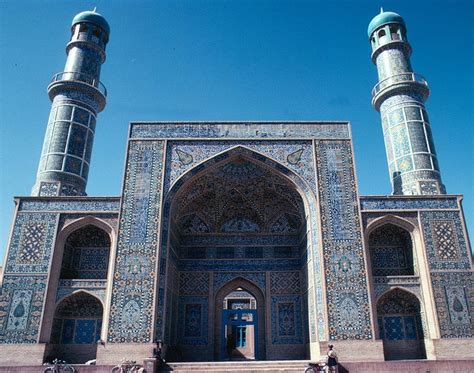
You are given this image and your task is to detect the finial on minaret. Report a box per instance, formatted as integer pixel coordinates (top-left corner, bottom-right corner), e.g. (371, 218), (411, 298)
(380, 7), (384, 13)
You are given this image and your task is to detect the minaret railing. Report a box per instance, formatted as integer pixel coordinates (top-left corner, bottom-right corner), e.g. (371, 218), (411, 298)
(372, 72), (428, 96)
(50, 71), (107, 96)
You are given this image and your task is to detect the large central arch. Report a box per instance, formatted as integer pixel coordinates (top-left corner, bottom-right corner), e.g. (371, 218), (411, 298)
(157, 146), (322, 361)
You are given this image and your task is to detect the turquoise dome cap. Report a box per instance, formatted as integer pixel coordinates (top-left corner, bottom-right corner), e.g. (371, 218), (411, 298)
(368, 10), (405, 37)
(72, 10), (110, 35)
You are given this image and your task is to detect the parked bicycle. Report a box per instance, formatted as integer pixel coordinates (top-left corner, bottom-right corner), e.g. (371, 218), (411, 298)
(304, 361), (326, 373)
(110, 359), (144, 373)
(43, 358), (75, 373)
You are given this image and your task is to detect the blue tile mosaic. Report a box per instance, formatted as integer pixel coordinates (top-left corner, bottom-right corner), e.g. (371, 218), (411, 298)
(431, 272), (473, 338)
(271, 295), (303, 344)
(420, 211), (471, 270)
(130, 122), (350, 140)
(360, 197), (458, 210)
(4, 213), (58, 274)
(18, 198), (120, 212)
(0, 275), (48, 343)
(315, 140), (372, 340)
(178, 296), (209, 345)
(107, 140), (164, 343)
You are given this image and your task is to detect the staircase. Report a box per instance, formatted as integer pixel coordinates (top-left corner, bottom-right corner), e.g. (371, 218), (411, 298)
(1, 359), (474, 373)
(161, 360), (310, 372)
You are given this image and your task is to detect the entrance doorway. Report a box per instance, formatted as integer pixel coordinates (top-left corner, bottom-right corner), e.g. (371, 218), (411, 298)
(221, 289), (257, 360)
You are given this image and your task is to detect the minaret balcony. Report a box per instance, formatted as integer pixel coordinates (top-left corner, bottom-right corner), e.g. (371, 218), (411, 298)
(49, 71), (107, 96)
(48, 71), (107, 111)
(372, 72), (429, 110)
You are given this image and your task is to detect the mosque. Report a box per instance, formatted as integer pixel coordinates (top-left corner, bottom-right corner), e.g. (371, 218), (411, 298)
(0, 8), (472, 370)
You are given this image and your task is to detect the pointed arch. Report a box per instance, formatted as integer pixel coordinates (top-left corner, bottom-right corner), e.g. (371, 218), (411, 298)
(158, 145), (318, 360)
(55, 288), (105, 309)
(48, 291), (104, 363)
(367, 217), (416, 276)
(168, 145), (316, 213)
(214, 277), (266, 360)
(39, 216), (115, 343)
(376, 288), (426, 360)
(366, 214), (417, 237)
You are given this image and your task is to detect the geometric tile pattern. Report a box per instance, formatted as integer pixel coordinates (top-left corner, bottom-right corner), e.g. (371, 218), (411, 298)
(5, 213), (58, 274)
(378, 84), (445, 195)
(270, 272), (300, 294)
(17, 224), (46, 264)
(314, 140), (373, 340)
(421, 211), (470, 270)
(359, 196), (458, 211)
(18, 198), (120, 212)
(431, 221), (459, 260)
(107, 140), (165, 343)
(213, 272), (266, 295)
(431, 272), (473, 338)
(381, 316), (419, 341)
(179, 272), (209, 295)
(271, 295), (303, 344)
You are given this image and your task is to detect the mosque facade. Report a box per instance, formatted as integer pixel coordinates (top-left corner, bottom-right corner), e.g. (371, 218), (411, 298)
(0, 9), (472, 366)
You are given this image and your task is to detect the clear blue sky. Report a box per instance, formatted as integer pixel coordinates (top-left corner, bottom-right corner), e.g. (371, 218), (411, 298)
(0, 0), (472, 263)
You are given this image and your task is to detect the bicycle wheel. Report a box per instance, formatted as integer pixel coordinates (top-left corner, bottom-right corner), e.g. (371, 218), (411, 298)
(304, 367), (316, 373)
(110, 366), (122, 373)
(129, 366), (143, 373)
(43, 368), (56, 373)
(61, 364), (75, 373)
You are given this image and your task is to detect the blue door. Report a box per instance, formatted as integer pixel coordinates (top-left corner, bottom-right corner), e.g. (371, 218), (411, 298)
(221, 309), (258, 360)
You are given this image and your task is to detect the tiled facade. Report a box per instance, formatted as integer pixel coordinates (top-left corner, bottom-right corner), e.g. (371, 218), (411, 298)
(0, 9), (473, 368)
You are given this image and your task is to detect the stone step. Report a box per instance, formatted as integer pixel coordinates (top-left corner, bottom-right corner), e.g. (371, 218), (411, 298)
(162, 361), (314, 372)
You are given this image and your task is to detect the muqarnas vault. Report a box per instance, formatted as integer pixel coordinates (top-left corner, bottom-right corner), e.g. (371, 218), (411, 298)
(0, 9), (472, 366)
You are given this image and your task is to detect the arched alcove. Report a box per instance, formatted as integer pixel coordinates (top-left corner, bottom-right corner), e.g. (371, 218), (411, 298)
(48, 292), (103, 363)
(60, 224), (111, 279)
(377, 288), (426, 360)
(369, 223), (415, 276)
(160, 148), (313, 361)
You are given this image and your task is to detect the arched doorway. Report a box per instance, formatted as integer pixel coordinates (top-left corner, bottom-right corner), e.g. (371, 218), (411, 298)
(161, 150), (311, 361)
(215, 279), (265, 361)
(49, 292), (103, 363)
(377, 289), (426, 360)
(222, 290), (256, 360)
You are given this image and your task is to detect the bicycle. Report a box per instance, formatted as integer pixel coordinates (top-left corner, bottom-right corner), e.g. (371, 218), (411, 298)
(110, 359), (145, 373)
(43, 358), (75, 373)
(304, 361), (326, 373)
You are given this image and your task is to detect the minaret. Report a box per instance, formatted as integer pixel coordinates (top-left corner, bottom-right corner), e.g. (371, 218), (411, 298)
(368, 10), (445, 195)
(32, 10), (110, 196)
